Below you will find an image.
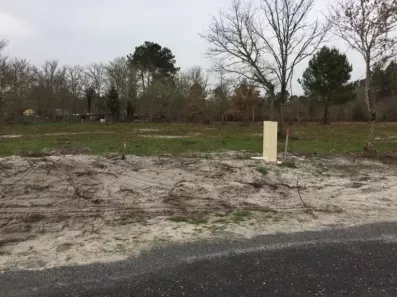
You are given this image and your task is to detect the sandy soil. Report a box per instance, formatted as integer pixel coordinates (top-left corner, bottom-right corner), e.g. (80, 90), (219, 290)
(0, 153), (397, 271)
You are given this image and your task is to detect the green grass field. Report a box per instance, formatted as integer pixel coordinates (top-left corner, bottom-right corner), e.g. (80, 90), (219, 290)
(0, 122), (396, 157)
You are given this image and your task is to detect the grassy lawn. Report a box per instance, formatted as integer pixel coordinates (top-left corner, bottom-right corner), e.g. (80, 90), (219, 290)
(0, 122), (396, 157)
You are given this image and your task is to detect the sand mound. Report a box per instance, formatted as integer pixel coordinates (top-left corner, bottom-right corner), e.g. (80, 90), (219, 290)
(0, 154), (396, 270)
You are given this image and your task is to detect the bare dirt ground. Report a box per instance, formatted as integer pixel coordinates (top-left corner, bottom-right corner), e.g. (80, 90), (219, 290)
(1, 152), (397, 271)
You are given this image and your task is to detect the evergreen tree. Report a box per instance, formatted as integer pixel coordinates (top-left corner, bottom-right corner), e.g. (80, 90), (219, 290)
(300, 46), (355, 124)
(106, 85), (120, 121)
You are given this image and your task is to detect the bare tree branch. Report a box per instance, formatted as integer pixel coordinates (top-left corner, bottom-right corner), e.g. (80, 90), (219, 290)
(202, 0), (329, 126)
(85, 63), (106, 97)
(0, 38), (8, 52)
(328, 0), (397, 150)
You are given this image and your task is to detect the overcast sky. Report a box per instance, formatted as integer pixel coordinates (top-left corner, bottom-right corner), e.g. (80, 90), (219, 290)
(0, 0), (365, 94)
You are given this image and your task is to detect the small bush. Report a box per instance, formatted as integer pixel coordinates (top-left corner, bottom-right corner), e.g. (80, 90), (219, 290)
(256, 166), (269, 175)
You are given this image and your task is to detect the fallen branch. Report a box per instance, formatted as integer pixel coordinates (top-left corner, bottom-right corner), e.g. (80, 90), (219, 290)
(296, 178), (317, 219)
(64, 166), (92, 200)
(238, 180), (306, 191)
(168, 180), (187, 195)
(99, 171), (118, 177)
(41, 157), (57, 175)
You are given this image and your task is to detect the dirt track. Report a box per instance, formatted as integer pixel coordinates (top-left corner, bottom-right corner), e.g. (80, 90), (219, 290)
(1, 153), (397, 271)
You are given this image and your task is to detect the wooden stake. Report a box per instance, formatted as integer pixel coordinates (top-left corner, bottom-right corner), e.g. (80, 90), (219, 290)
(284, 128), (290, 163)
(122, 136), (128, 160)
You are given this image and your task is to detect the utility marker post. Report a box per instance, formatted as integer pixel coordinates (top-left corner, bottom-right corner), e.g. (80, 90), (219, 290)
(251, 121), (278, 162)
(284, 127), (290, 163)
(263, 121), (278, 162)
(122, 136), (128, 160)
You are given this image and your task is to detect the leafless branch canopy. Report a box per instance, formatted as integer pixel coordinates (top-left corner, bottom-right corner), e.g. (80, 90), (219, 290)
(328, 0), (397, 64)
(201, 0), (329, 95)
(0, 38), (8, 52)
(85, 63), (106, 96)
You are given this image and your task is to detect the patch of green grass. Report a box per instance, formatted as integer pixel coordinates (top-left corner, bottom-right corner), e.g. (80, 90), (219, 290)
(257, 207), (278, 214)
(168, 217), (190, 223)
(1, 122), (397, 157)
(232, 210), (251, 223)
(206, 224), (227, 232)
(190, 218), (208, 225)
(278, 161), (297, 168)
(256, 166), (269, 176)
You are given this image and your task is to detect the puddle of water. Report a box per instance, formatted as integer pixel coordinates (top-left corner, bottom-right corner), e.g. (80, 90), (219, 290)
(0, 134), (23, 139)
(140, 135), (187, 139)
(43, 131), (114, 136)
(137, 129), (160, 133)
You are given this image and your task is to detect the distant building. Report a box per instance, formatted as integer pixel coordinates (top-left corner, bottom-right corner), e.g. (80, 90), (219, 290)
(55, 109), (70, 120)
(23, 109), (35, 116)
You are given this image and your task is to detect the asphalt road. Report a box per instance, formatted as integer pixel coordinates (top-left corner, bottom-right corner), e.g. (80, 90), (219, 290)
(2, 222), (397, 297)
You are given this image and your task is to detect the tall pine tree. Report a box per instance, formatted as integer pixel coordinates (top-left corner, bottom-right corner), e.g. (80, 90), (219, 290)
(300, 46), (355, 124)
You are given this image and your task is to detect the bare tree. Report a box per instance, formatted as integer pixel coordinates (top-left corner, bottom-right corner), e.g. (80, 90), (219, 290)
(31, 60), (66, 118)
(202, 1), (273, 91)
(0, 57), (32, 121)
(80, 72), (95, 116)
(0, 55), (10, 120)
(9, 58), (33, 107)
(202, 0), (328, 126)
(66, 65), (84, 114)
(86, 63), (106, 96)
(0, 38), (8, 52)
(186, 66), (209, 88)
(182, 67), (210, 122)
(210, 75), (232, 122)
(106, 57), (133, 119)
(85, 63), (106, 113)
(107, 58), (128, 90)
(329, 0), (397, 150)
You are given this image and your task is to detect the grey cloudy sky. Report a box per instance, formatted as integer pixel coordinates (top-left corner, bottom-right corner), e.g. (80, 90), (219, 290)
(0, 0), (365, 94)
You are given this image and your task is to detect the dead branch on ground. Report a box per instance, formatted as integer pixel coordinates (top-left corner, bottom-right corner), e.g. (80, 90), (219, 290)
(238, 179), (306, 191)
(64, 165), (92, 200)
(296, 178), (317, 219)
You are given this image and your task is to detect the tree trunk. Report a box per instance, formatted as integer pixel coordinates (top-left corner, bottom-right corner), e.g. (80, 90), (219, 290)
(279, 78), (287, 128)
(339, 105), (345, 122)
(141, 72), (146, 94)
(364, 57), (376, 151)
(279, 102), (284, 128)
(269, 100), (274, 121)
(87, 101), (91, 117)
(323, 98), (329, 125)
